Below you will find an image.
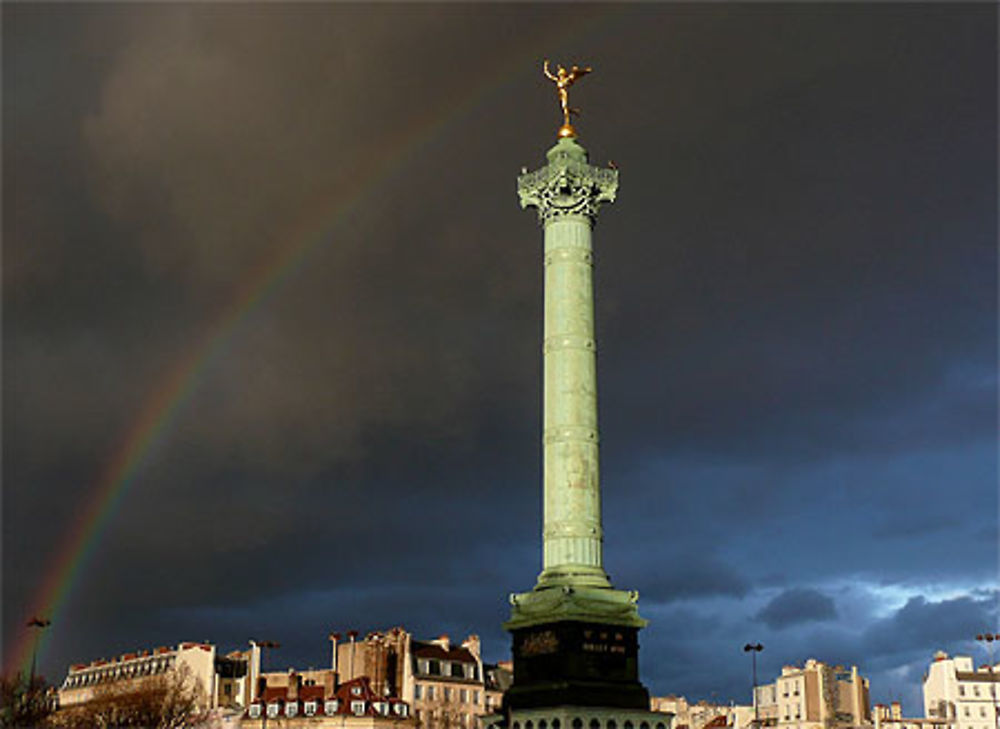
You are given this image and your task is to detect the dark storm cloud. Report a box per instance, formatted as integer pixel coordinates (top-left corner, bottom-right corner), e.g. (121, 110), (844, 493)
(3, 2), (995, 715)
(756, 588), (837, 630)
(861, 594), (999, 658)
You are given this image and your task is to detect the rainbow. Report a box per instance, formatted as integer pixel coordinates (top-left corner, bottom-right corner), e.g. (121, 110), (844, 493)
(6, 7), (625, 678)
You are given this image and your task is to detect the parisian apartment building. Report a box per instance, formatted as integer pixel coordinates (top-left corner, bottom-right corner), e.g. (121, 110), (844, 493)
(923, 651), (999, 729)
(333, 628), (512, 729)
(753, 659), (871, 729)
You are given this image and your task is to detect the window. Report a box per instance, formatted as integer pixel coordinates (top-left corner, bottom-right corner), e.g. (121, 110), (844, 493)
(445, 687), (452, 702)
(304, 701), (317, 717)
(461, 689), (468, 703)
(249, 705), (261, 718)
(427, 686), (435, 700)
(286, 703), (298, 718)
(352, 700), (366, 715)
(325, 699), (339, 715)
(415, 685), (423, 700)
(429, 660), (441, 676)
(591, 719), (601, 729)
(965, 708), (971, 717)
(267, 703), (280, 718)
(960, 687), (967, 697)
(452, 662), (465, 678)
(351, 685), (363, 696)
(395, 703), (409, 717)
(975, 687), (981, 697)
(474, 691), (480, 704)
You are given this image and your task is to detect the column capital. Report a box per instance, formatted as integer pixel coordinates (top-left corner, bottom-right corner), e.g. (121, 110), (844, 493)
(518, 137), (618, 225)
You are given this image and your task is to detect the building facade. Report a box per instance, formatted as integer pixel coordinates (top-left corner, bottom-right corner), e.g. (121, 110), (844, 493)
(650, 696), (753, 729)
(333, 628), (500, 729)
(753, 659), (870, 729)
(923, 652), (999, 729)
(873, 701), (951, 729)
(56, 640), (254, 714)
(245, 674), (413, 728)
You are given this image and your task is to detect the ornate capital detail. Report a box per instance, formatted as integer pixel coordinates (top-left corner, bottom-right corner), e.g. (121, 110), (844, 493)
(518, 146), (617, 225)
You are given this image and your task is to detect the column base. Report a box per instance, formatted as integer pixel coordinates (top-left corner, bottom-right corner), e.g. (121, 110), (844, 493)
(505, 585), (647, 631)
(536, 564), (613, 590)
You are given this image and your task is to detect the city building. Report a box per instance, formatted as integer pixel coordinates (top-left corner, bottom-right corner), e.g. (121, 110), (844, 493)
(923, 652), (999, 729)
(333, 628), (502, 729)
(410, 635), (486, 729)
(753, 659), (870, 729)
(483, 661), (514, 716)
(245, 674), (413, 728)
(873, 701), (950, 729)
(56, 640), (258, 714)
(650, 696), (753, 729)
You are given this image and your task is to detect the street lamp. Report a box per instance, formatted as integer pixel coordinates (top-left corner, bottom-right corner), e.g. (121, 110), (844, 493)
(744, 643), (764, 729)
(976, 633), (998, 729)
(26, 617), (51, 687)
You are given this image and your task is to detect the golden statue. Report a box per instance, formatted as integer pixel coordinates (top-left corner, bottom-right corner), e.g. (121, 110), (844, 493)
(543, 60), (592, 138)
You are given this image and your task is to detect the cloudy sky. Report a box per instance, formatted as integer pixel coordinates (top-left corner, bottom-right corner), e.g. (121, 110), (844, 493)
(3, 2), (996, 715)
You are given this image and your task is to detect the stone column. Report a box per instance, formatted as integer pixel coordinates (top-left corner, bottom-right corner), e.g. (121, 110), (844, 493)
(518, 135), (618, 590)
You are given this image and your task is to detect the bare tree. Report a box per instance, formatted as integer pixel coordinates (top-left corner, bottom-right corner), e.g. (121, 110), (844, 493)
(0, 672), (56, 728)
(50, 664), (206, 728)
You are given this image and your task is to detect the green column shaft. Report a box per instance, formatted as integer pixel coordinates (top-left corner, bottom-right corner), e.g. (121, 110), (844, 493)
(539, 215), (608, 587)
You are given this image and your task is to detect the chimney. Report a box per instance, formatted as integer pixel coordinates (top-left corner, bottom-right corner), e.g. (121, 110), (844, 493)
(461, 635), (481, 658)
(433, 634), (450, 650)
(348, 630), (358, 681)
(287, 670), (300, 702)
(325, 669), (337, 697)
(330, 633), (341, 674)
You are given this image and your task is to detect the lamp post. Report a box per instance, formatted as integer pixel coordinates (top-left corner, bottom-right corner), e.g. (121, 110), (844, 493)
(744, 643), (764, 729)
(976, 633), (998, 729)
(256, 640), (280, 729)
(26, 617), (51, 688)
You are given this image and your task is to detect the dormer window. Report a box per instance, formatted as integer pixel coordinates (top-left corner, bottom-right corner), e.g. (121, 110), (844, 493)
(286, 703), (298, 718)
(352, 700), (366, 715)
(351, 685), (363, 696)
(304, 701), (317, 717)
(374, 701), (390, 716)
(395, 704), (410, 717)
(267, 703), (280, 718)
(325, 700), (339, 715)
(249, 704), (262, 718)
